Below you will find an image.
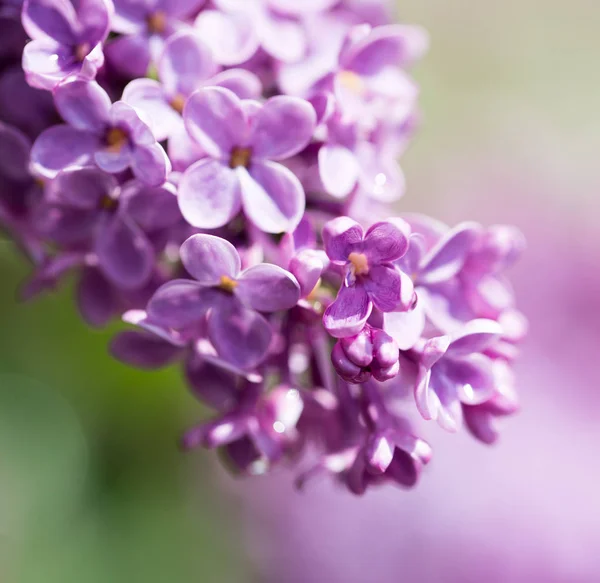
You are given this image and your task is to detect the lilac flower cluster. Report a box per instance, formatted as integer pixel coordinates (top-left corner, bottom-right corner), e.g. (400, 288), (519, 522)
(0, 0), (526, 494)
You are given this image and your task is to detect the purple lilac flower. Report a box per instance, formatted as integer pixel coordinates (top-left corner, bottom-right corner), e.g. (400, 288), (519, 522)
(32, 166), (180, 288)
(31, 79), (170, 185)
(0, 0), (527, 495)
(414, 318), (502, 432)
(196, 0), (307, 66)
(123, 30), (261, 142)
(21, 0), (113, 90)
(322, 216), (414, 338)
(178, 86), (316, 233)
(147, 233), (300, 369)
(105, 0), (206, 78)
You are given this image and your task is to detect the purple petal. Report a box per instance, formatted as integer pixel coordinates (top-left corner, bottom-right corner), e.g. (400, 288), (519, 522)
(22, 39), (79, 90)
(362, 218), (410, 264)
(318, 144), (359, 199)
(94, 144), (132, 174)
(207, 299), (272, 370)
(415, 366), (462, 432)
(157, 0), (206, 19)
(22, 0), (77, 44)
(183, 86), (246, 158)
(54, 79), (110, 131)
(418, 221), (482, 285)
(131, 142), (170, 186)
(288, 249), (324, 298)
(178, 158), (242, 228)
(95, 214), (154, 289)
(76, 0), (113, 44)
(110, 330), (182, 369)
(184, 354), (240, 410)
(31, 124), (98, 178)
(383, 299), (425, 350)
(323, 284), (372, 338)
(76, 266), (119, 327)
(180, 233), (241, 284)
(194, 9), (259, 66)
(322, 216), (363, 262)
(343, 24), (429, 75)
(447, 318), (503, 357)
(445, 354), (496, 405)
(259, 13), (306, 63)
(122, 78), (181, 142)
(207, 68), (262, 100)
(104, 34), (151, 78)
(239, 161), (305, 234)
(147, 279), (213, 328)
(363, 265), (401, 312)
(33, 203), (97, 244)
(236, 264), (300, 312)
(159, 31), (218, 97)
(121, 182), (180, 230)
(250, 96), (316, 161)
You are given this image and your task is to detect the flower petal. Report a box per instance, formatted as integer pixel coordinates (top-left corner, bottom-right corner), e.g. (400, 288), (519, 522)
(22, 0), (77, 44)
(95, 214), (154, 289)
(122, 78), (181, 142)
(54, 79), (110, 131)
(47, 167), (116, 208)
(250, 95), (316, 161)
(447, 318), (503, 356)
(31, 124), (98, 178)
(178, 158), (242, 229)
(207, 68), (262, 100)
(76, 266), (118, 328)
(110, 330), (182, 369)
(363, 265), (401, 312)
(259, 13), (306, 63)
(383, 299), (425, 350)
(236, 264), (300, 312)
(104, 33), (151, 79)
(146, 279), (213, 328)
(194, 9), (259, 66)
(22, 39), (79, 90)
(159, 31), (218, 97)
(322, 216), (363, 262)
(363, 218), (411, 264)
(323, 284), (372, 338)
(418, 221), (482, 285)
(318, 143), (359, 199)
(0, 122), (32, 182)
(445, 354), (496, 405)
(180, 233), (241, 284)
(207, 299), (272, 370)
(183, 86), (246, 158)
(240, 161), (305, 234)
(131, 142), (170, 186)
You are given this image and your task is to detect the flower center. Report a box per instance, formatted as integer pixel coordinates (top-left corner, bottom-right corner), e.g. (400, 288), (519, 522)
(147, 11), (167, 34)
(219, 275), (238, 293)
(169, 94), (186, 114)
(348, 252), (369, 276)
(105, 128), (129, 153)
(99, 195), (118, 212)
(74, 42), (90, 62)
(229, 146), (252, 169)
(337, 70), (365, 95)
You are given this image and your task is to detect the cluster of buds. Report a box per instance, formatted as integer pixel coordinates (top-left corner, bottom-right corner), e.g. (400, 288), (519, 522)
(0, 0), (526, 494)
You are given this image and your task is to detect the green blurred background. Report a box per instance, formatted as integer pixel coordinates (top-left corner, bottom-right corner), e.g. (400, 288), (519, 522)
(1, 1), (598, 581)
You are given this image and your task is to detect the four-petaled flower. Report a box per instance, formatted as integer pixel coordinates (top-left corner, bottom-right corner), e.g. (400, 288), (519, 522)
(31, 79), (171, 186)
(178, 86), (316, 234)
(22, 0), (113, 90)
(322, 216), (414, 338)
(147, 233), (301, 369)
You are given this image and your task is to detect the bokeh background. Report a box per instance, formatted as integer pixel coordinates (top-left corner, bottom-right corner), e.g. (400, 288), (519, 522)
(1, 1), (599, 581)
